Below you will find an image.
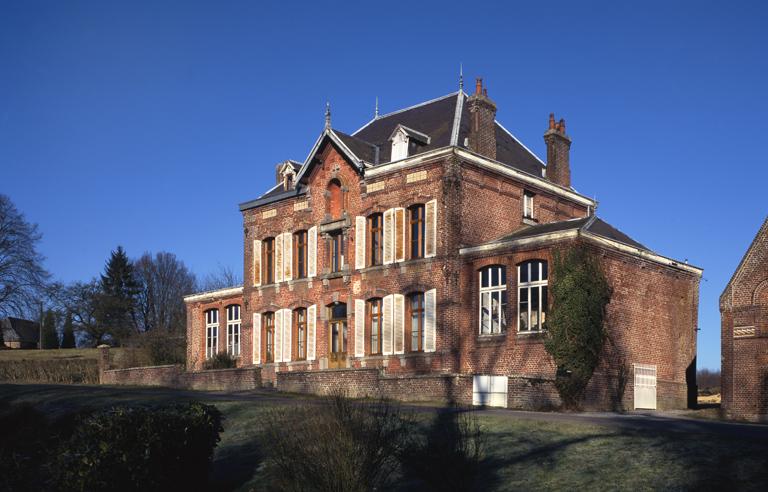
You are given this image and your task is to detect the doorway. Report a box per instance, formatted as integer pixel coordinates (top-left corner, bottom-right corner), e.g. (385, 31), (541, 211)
(328, 302), (347, 368)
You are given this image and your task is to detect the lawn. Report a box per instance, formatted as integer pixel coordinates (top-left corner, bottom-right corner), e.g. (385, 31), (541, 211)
(1, 384), (767, 491)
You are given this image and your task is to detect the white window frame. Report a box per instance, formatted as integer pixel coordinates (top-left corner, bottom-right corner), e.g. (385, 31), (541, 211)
(205, 309), (219, 359)
(518, 260), (548, 332)
(523, 191), (535, 219)
(226, 305), (241, 357)
(479, 266), (507, 335)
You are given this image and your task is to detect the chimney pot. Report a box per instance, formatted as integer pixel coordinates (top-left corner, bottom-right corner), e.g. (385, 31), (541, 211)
(544, 114), (572, 188)
(559, 118), (566, 133)
(475, 77), (483, 95)
(466, 76), (497, 160)
(549, 113), (556, 130)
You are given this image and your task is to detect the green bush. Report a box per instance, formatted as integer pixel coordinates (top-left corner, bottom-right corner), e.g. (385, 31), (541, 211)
(203, 351), (237, 370)
(50, 402), (223, 491)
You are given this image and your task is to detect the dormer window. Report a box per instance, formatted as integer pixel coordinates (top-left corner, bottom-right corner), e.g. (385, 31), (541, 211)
(391, 129), (409, 161)
(276, 160), (298, 191)
(389, 125), (431, 162)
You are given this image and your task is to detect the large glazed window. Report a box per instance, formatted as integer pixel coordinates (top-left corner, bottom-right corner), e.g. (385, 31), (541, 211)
(205, 309), (219, 359)
(479, 266), (507, 335)
(294, 308), (307, 360)
(518, 260), (548, 332)
(264, 312), (275, 363)
(226, 305), (241, 357)
(408, 204), (425, 259)
(294, 230), (308, 279)
(263, 237), (275, 284)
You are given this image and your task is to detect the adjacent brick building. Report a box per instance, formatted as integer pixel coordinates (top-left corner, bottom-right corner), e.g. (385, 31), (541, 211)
(721, 216), (768, 421)
(185, 79), (702, 410)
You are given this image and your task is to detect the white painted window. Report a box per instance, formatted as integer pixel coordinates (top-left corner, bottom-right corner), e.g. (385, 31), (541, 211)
(205, 309), (219, 359)
(518, 260), (548, 331)
(226, 305), (240, 357)
(391, 130), (409, 161)
(523, 191), (535, 219)
(479, 266), (507, 335)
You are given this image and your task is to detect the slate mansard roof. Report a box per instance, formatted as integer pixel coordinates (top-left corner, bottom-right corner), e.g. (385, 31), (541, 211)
(240, 90), (547, 211)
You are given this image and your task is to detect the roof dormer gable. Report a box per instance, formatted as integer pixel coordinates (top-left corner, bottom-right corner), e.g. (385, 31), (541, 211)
(388, 124), (431, 162)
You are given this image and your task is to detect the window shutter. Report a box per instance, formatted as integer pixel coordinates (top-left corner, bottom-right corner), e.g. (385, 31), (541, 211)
(425, 289), (436, 352)
(274, 310), (283, 362)
(425, 199), (437, 258)
(308, 226), (318, 278)
(383, 209), (393, 265)
(275, 234), (284, 283)
(282, 309), (292, 362)
(253, 313), (261, 364)
(355, 216), (366, 270)
(253, 240), (262, 287)
(355, 299), (365, 357)
(382, 294), (393, 355)
(394, 294), (405, 354)
(395, 208), (406, 262)
(307, 304), (317, 361)
(283, 232), (293, 281)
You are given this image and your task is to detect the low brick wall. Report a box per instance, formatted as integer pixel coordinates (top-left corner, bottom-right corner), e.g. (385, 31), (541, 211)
(100, 364), (183, 387)
(100, 365), (261, 391)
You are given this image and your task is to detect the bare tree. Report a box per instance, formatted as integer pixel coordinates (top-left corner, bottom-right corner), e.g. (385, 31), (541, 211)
(134, 252), (196, 333)
(49, 280), (107, 346)
(0, 194), (50, 318)
(198, 264), (241, 292)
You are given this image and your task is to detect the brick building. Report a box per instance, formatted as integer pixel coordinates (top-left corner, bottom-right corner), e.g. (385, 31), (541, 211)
(184, 79), (702, 410)
(721, 216), (768, 421)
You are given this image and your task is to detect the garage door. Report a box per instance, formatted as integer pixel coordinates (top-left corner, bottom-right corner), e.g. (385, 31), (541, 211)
(472, 375), (508, 408)
(633, 363), (657, 410)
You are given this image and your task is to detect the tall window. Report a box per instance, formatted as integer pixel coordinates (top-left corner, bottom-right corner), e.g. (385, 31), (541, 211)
(479, 266), (507, 335)
(409, 204), (425, 259)
(327, 179), (344, 219)
(329, 232), (344, 273)
(263, 237), (275, 284)
(368, 298), (382, 355)
(523, 191), (535, 219)
(294, 230), (308, 278)
(226, 305), (241, 357)
(408, 292), (425, 352)
(264, 312), (275, 363)
(294, 308), (307, 360)
(368, 213), (383, 266)
(205, 309), (218, 359)
(518, 260), (548, 332)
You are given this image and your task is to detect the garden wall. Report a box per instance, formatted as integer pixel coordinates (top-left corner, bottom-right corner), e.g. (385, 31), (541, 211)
(100, 365), (261, 391)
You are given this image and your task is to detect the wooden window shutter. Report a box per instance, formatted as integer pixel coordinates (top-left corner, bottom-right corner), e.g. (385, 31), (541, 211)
(383, 209), (394, 265)
(308, 226), (318, 278)
(354, 299), (365, 357)
(253, 240), (262, 287)
(274, 309), (283, 362)
(282, 308), (292, 362)
(355, 216), (366, 270)
(395, 208), (406, 262)
(425, 289), (436, 352)
(393, 293), (405, 354)
(382, 294), (393, 355)
(252, 313), (261, 364)
(275, 234), (284, 283)
(425, 199), (437, 258)
(283, 232), (293, 281)
(307, 304), (317, 361)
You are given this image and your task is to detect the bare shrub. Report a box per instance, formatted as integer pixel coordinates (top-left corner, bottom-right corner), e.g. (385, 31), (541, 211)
(0, 359), (99, 384)
(203, 352), (237, 370)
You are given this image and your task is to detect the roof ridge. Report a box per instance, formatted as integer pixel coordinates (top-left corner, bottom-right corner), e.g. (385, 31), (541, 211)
(352, 91), (462, 136)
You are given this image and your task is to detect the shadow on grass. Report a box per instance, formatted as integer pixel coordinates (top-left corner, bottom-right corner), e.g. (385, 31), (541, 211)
(209, 438), (264, 491)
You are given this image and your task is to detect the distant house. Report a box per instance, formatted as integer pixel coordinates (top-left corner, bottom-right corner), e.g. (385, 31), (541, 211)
(721, 216), (768, 421)
(1, 317), (40, 349)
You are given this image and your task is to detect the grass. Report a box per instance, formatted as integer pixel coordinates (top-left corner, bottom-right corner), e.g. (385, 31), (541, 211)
(0, 348), (103, 361)
(2, 384), (768, 491)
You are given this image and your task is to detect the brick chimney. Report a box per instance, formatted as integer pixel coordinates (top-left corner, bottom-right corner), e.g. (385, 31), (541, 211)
(543, 113), (571, 187)
(467, 77), (497, 160)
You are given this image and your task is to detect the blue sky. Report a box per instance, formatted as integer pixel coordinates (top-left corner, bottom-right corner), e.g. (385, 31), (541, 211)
(1, 1), (766, 369)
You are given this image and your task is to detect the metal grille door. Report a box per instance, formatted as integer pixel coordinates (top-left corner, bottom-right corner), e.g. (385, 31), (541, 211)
(633, 364), (657, 410)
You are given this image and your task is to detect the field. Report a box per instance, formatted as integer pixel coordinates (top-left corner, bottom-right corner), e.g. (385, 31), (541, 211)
(2, 384), (767, 491)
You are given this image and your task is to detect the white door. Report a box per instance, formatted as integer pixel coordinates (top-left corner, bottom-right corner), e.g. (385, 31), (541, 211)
(472, 375), (508, 408)
(633, 363), (657, 410)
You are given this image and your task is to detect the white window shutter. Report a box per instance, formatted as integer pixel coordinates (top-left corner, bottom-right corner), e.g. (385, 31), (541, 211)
(274, 310), (283, 362)
(394, 293), (405, 354)
(395, 208), (406, 262)
(355, 216), (366, 270)
(283, 232), (293, 281)
(383, 209), (393, 265)
(253, 313), (261, 364)
(425, 289), (436, 352)
(425, 199), (437, 258)
(283, 309), (292, 362)
(354, 299), (365, 357)
(253, 240), (262, 287)
(275, 234), (284, 283)
(382, 294), (393, 355)
(307, 304), (317, 361)
(308, 226), (317, 278)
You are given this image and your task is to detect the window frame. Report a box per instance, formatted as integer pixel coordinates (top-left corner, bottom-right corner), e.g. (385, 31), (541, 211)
(294, 230), (308, 279)
(294, 308), (307, 361)
(264, 312), (275, 363)
(517, 260), (548, 332)
(205, 309), (219, 359)
(368, 298), (383, 355)
(329, 232), (345, 273)
(479, 265), (508, 335)
(408, 204), (426, 260)
(368, 213), (383, 266)
(263, 237), (275, 284)
(408, 292), (425, 352)
(523, 191), (535, 219)
(226, 305), (241, 357)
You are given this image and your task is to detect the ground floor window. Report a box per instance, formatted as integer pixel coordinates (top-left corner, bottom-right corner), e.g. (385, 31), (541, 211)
(409, 292), (425, 352)
(205, 309), (219, 359)
(295, 308), (306, 360)
(518, 260), (548, 331)
(265, 312), (275, 363)
(226, 305), (241, 357)
(479, 265), (507, 334)
(369, 298), (382, 355)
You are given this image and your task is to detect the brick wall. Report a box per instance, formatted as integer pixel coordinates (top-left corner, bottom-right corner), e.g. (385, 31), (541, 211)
(101, 364), (261, 391)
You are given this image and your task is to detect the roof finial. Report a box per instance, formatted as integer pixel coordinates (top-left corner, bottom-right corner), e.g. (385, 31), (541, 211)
(374, 96), (379, 119)
(324, 101), (331, 129)
(459, 63), (464, 91)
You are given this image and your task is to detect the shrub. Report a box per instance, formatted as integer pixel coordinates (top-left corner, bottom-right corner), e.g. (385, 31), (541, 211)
(0, 403), (54, 491)
(203, 351), (237, 370)
(50, 402), (223, 491)
(0, 358), (99, 384)
(261, 393), (410, 492)
(400, 407), (485, 491)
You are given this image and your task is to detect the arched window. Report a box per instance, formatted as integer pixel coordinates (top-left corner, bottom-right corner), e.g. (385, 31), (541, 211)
(294, 308), (307, 360)
(264, 312), (275, 363)
(327, 179), (344, 219)
(263, 237), (275, 284)
(368, 298), (383, 355)
(368, 213), (383, 266)
(205, 309), (219, 359)
(408, 292), (425, 352)
(408, 204), (425, 259)
(226, 305), (241, 357)
(479, 265), (507, 335)
(294, 230), (308, 278)
(518, 260), (548, 332)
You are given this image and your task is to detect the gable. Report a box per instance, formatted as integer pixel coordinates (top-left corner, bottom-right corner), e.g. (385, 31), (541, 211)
(721, 216), (768, 308)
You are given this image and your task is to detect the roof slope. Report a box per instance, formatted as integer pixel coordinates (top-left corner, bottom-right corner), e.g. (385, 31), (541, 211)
(720, 215), (768, 303)
(1, 317), (40, 343)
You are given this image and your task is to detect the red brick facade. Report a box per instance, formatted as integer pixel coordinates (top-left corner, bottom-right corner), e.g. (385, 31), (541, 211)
(721, 217), (768, 421)
(184, 86), (701, 410)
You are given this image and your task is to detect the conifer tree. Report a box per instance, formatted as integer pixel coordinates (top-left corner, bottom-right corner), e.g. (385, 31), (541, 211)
(98, 246), (140, 344)
(61, 311), (76, 348)
(41, 309), (59, 349)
